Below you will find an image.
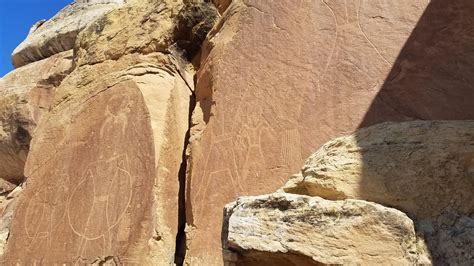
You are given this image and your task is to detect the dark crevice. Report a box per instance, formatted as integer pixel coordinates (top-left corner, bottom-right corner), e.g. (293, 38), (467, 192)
(174, 89), (196, 266)
(173, 2), (218, 265)
(173, 1), (218, 60)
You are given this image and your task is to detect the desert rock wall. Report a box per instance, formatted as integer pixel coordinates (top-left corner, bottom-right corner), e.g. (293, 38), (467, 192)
(186, 0), (474, 264)
(0, 0), (473, 265)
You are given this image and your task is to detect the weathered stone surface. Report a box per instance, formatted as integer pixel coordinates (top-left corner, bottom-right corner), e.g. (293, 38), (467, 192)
(0, 186), (22, 257)
(0, 50), (73, 186)
(2, 0), (218, 263)
(2, 52), (191, 264)
(187, 0), (474, 263)
(75, 0), (217, 67)
(223, 193), (427, 265)
(12, 0), (125, 68)
(283, 120), (474, 265)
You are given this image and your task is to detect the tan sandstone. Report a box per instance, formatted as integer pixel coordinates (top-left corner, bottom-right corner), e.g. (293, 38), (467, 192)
(0, 50), (73, 187)
(282, 120), (474, 264)
(2, 0), (474, 264)
(12, 0), (125, 67)
(223, 193), (428, 265)
(187, 0), (474, 263)
(3, 52), (191, 265)
(0, 0), (219, 263)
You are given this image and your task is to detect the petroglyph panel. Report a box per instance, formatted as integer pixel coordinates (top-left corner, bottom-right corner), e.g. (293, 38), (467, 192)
(3, 80), (156, 264)
(186, 0), (474, 264)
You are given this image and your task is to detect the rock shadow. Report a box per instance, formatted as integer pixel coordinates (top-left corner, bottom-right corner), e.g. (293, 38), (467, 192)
(356, 0), (474, 264)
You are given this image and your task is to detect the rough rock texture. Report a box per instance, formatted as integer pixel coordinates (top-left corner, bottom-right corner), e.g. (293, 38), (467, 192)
(12, 0), (125, 68)
(0, 186), (22, 256)
(0, 50), (73, 186)
(0, 0), (219, 264)
(186, 0), (474, 263)
(3, 52), (191, 264)
(2, 0), (474, 264)
(223, 193), (428, 265)
(75, 0), (217, 67)
(283, 120), (474, 265)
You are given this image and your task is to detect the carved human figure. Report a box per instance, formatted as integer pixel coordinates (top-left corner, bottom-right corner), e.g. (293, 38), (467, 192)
(68, 155), (133, 258)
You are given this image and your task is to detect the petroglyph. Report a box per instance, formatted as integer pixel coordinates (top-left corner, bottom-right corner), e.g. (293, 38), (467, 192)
(186, 0), (442, 263)
(22, 173), (69, 249)
(68, 155), (132, 243)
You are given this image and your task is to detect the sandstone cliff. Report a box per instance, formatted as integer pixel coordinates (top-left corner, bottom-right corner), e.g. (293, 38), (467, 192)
(0, 0), (473, 265)
(1, 0), (217, 264)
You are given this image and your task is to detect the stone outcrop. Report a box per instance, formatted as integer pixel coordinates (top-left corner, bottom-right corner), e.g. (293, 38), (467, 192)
(186, 0), (474, 263)
(1, 0), (474, 265)
(0, 50), (73, 187)
(282, 120), (474, 265)
(12, 0), (125, 68)
(223, 193), (428, 265)
(1, 0), (217, 264)
(3, 52), (191, 264)
(74, 0), (217, 67)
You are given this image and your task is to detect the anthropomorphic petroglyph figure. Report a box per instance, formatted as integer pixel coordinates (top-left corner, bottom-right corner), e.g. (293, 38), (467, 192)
(68, 155), (132, 258)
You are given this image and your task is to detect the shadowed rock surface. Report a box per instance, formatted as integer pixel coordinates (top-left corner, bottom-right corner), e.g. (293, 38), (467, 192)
(283, 120), (474, 264)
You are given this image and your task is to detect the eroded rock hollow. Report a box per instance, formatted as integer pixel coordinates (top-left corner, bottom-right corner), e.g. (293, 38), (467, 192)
(0, 0), (473, 265)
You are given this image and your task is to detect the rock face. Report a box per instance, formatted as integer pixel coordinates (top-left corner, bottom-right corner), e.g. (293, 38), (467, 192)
(11, 0), (125, 68)
(74, 0), (217, 67)
(1, 0), (218, 264)
(186, 0), (474, 263)
(283, 120), (474, 265)
(223, 193), (426, 265)
(3, 52), (191, 264)
(0, 186), (22, 256)
(1, 0), (474, 265)
(0, 50), (73, 186)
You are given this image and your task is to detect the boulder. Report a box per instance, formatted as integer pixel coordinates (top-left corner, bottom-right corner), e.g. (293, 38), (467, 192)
(2, 52), (191, 264)
(12, 0), (125, 67)
(187, 0), (474, 263)
(0, 50), (73, 186)
(223, 193), (427, 265)
(282, 120), (474, 264)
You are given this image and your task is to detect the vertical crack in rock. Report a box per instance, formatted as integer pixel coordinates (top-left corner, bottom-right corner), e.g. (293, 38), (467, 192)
(173, 2), (217, 265)
(174, 92), (195, 266)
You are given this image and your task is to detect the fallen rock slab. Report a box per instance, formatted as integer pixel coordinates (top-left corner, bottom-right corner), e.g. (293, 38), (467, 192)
(223, 193), (427, 265)
(282, 120), (474, 264)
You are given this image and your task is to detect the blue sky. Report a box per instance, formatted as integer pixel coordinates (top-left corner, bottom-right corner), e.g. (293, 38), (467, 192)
(0, 0), (71, 77)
